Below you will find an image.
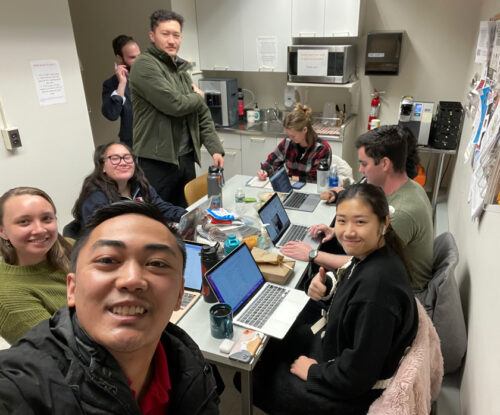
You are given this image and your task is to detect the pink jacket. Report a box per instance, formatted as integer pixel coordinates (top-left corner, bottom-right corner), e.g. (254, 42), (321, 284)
(368, 300), (444, 415)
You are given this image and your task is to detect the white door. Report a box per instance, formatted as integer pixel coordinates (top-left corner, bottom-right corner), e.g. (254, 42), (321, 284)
(324, 0), (361, 37)
(196, 0), (244, 71)
(242, 0), (292, 72)
(291, 0), (325, 38)
(241, 135), (280, 176)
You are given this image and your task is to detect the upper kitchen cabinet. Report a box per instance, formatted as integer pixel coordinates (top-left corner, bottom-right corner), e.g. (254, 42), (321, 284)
(196, 0), (243, 71)
(241, 0), (292, 72)
(292, 0), (361, 38)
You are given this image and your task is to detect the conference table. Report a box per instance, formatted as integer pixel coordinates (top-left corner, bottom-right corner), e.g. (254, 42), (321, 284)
(178, 175), (336, 415)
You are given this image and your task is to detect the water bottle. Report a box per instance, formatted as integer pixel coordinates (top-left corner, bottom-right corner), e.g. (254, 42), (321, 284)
(234, 187), (245, 215)
(317, 159), (330, 193)
(237, 88), (245, 121)
(200, 243), (220, 303)
(257, 225), (271, 250)
(224, 234), (240, 255)
(328, 164), (339, 188)
(207, 166), (224, 209)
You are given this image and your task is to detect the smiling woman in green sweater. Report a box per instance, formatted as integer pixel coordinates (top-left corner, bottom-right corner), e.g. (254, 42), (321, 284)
(0, 187), (71, 344)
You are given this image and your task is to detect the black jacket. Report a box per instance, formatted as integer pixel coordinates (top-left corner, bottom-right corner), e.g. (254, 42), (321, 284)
(80, 183), (187, 227)
(102, 74), (133, 148)
(0, 307), (219, 414)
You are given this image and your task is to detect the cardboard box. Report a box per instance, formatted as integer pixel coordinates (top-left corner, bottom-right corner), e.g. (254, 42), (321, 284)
(251, 247), (295, 285)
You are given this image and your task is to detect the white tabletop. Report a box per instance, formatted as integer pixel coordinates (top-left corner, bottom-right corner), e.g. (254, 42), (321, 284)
(178, 175), (336, 369)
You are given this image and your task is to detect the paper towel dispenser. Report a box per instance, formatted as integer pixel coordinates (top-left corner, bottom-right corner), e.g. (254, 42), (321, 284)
(365, 32), (403, 76)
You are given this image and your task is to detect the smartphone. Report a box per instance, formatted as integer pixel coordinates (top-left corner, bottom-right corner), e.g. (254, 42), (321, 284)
(229, 350), (253, 364)
(291, 181), (306, 190)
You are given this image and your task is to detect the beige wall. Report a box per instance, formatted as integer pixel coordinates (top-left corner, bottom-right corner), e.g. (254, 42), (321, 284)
(0, 0), (95, 226)
(68, 0), (172, 147)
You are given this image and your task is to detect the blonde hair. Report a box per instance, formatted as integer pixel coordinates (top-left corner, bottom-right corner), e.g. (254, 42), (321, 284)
(283, 103), (317, 146)
(0, 187), (71, 272)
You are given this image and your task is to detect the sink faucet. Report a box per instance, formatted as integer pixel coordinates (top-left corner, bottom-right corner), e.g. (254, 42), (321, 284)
(272, 103), (282, 122)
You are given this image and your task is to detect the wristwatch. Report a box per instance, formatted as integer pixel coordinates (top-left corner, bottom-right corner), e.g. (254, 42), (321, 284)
(308, 248), (318, 263)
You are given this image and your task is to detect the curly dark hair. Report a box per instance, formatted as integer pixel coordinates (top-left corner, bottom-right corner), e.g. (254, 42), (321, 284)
(72, 143), (152, 223)
(150, 9), (184, 31)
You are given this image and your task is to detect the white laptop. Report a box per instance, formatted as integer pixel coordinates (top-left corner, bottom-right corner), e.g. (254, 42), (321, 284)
(206, 243), (309, 339)
(258, 192), (320, 249)
(269, 167), (320, 212)
(170, 241), (204, 324)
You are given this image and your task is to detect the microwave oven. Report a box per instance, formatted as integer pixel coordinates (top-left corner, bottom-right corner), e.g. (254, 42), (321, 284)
(287, 45), (356, 84)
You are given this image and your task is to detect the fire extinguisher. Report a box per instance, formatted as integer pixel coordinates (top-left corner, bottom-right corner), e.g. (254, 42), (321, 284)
(367, 90), (383, 130)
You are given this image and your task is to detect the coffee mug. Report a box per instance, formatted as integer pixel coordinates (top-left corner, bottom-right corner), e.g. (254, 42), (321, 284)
(209, 303), (234, 339)
(246, 110), (260, 124)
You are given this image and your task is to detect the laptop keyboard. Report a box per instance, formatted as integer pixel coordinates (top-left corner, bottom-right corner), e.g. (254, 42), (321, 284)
(239, 285), (288, 328)
(280, 225), (308, 245)
(181, 292), (196, 309)
(284, 192), (307, 208)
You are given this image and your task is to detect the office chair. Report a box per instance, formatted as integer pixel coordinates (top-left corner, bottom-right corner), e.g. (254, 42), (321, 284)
(184, 173), (208, 206)
(368, 300), (444, 415)
(416, 232), (467, 374)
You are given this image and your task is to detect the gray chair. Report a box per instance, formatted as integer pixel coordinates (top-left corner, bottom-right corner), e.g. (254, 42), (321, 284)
(416, 232), (467, 374)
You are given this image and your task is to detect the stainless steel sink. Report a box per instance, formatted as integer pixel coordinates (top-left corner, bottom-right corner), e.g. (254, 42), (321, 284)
(246, 120), (283, 134)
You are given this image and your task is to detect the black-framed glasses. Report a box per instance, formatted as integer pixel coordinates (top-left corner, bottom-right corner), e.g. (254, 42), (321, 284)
(103, 154), (135, 165)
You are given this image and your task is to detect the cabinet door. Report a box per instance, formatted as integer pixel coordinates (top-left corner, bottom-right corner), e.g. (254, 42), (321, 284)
(195, 0), (243, 70)
(324, 0), (361, 37)
(241, 135), (279, 176)
(242, 0), (292, 72)
(291, 0), (325, 38)
(222, 148), (242, 180)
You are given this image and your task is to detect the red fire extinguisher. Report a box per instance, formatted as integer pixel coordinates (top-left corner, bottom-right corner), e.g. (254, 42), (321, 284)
(367, 90), (383, 130)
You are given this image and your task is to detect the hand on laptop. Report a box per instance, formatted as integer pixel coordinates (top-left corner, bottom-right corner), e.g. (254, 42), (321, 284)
(280, 241), (311, 262)
(308, 267), (328, 301)
(309, 224), (335, 243)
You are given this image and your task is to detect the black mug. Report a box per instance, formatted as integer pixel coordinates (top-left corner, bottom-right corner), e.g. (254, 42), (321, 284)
(209, 303), (233, 339)
(200, 244), (220, 303)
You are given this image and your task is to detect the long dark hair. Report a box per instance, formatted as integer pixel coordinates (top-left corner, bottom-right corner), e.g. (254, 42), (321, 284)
(72, 142), (151, 223)
(0, 187), (72, 272)
(336, 183), (413, 281)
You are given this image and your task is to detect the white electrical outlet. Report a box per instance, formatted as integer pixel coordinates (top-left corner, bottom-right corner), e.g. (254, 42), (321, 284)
(1, 127), (22, 150)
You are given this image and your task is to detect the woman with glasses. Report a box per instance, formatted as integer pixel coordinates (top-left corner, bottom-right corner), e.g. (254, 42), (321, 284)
(73, 143), (187, 227)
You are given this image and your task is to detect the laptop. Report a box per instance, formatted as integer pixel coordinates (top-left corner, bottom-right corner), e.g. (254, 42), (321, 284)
(206, 243), (309, 339)
(269, 167), (320, 212)
(170, 241), (204, 324)
(258, 192), (320, 249)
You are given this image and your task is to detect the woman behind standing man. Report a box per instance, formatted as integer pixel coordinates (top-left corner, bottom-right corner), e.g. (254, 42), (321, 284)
(249, 183), (418, 415)
(0, 187), (71, 344)
(73, 142), (187, 228)
(257, 103), (332, 183)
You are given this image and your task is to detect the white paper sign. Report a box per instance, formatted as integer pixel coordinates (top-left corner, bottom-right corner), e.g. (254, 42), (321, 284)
(257, 36), (277, 70)
(297, 49), (328, 76)
(475, 21), (495, 64)
(31, 60), (66, 106)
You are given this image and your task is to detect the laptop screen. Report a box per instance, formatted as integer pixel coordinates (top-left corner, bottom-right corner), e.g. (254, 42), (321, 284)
(269, 167), (293, 193)
(184, 242), (204, 291)
(258, 193), (291, 244)
(206, 244), (265, 313)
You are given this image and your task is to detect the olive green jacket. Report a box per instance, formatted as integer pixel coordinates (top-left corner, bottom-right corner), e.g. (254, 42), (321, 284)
(129, 45), (224, 166)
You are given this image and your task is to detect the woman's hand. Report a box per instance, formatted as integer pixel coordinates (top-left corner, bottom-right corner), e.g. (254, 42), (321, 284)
(280, 241), (311, 262)
(257, 169), (268, 181)
(309, 224), (335, 243)
(308, 267), (328, 300)
(290, 355), (318, 381)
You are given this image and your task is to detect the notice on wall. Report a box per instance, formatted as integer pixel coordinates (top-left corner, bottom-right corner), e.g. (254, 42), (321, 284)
(475, 21), (496, 64)
(257, 36), (277, 70)
(297, 49), (328, 77)
(30, 60), (66, 106)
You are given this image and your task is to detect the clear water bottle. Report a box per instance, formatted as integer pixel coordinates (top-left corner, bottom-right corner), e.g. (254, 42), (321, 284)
(317, 159), (330, 193)
(328, 164), (339, 188)
(234, 187), (245, 215)
(207, 166), (224, 209)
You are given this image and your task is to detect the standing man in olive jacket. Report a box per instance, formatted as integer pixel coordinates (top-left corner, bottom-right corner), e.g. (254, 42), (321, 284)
(0, 202), (219, 414)
(130, 10), (224, 207)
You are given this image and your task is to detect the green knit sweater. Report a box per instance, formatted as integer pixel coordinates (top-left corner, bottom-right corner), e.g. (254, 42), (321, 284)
(0, 259), (67, 344)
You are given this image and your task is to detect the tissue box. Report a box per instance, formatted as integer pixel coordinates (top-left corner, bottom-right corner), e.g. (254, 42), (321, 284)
(251, 248), (295, 285)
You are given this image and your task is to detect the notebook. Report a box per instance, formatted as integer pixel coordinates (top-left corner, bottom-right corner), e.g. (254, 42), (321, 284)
(170, 241), (204, 324)
(269, 167), (320, 212)
(258, 192), (320, 249)
(206, 243), (309, 339)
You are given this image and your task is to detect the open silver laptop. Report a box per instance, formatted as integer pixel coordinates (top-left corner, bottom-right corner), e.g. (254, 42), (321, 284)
(258, 193), (320, 249)
(269, 167), (320, 212)
(170, 241), (204, 324)
(206, 243), (309, 339)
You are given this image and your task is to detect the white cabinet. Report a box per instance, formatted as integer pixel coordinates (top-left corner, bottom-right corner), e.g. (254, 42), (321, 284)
(198, 132), (242, 180)
(241, 135), (280, 176)
(241, 0), (292, 72)
(195, 0), (243, 71)
(292, 0), (361, 38)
